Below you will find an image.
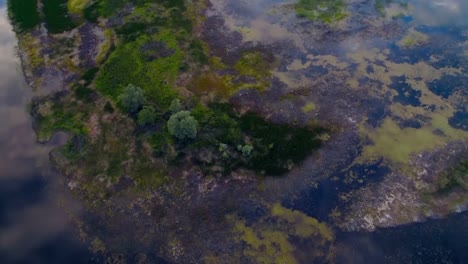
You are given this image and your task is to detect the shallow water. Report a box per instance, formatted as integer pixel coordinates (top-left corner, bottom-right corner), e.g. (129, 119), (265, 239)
(0, 4), (91, 263)
(205, 0), (468, 262)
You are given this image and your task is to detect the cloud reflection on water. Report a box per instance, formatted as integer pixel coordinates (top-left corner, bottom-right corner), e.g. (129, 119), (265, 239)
(0, 6), (89, 264)
(410, 0), (468, 26)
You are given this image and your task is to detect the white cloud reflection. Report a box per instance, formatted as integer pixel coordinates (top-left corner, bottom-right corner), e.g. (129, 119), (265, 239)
(410, 0), (468, 26)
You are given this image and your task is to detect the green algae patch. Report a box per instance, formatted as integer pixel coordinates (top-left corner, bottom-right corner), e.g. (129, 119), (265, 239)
(189, 72), (231, 99)
(96, 29), (114, 64)
(360, 114), (468, 166)
(398, 29), (429, 48)
(189, 49), (275, 99)
(271, 203), (334, 241)
(302, 102), (316, 113)
(235, 221), (298, 264)
(234, 50), (274, 91)
(295, 0), (348, 23)
(17, 33), (44, 72)
(232, 204), (334, 263)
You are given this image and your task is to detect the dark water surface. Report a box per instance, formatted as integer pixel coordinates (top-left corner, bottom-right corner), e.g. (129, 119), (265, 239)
(0, 2), (91, 263)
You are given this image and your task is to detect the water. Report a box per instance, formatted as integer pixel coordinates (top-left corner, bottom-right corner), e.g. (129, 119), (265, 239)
(0, 4), (91, 264)
(336, 211), (468, 264)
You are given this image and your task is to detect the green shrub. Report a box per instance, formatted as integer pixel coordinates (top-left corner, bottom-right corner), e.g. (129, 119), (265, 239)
(167, 111), (198, 140)
(137, 106), (156, 125)
(7, 0), (40, 32)
(169, 99), (182, 113)
(238, 144), (254, 157)
(119, 84), (145, 113)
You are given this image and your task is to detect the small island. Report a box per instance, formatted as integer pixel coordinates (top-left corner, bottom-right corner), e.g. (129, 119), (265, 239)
(7, 0), (468, 262)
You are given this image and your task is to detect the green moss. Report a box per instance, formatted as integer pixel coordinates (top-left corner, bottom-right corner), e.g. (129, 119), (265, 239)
(232, 203), (334, 263)
(95, 40), (142, 99)
(34, 99), (88, 141)
(96, 32), (181, 110)
(397, 30), (429, 48)
(234, 51), (273, 91)
(189, 72), (232, 99)
(18, 33), (44, 71)
(361, 113), (468, 166)
(302, 102), (316, 112)
(234, 221), (298, 264)
(296, 0), (348, 23)
(7, 0), (40, 32)
(96, 29), (114, 65)
(68, 0), (91, 14)
(271, 203), (334, 241)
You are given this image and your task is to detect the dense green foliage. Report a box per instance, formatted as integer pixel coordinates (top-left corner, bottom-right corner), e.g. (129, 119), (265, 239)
(192, 103), (325, 175)
(119, 84), (145, 113)
(167, 111), (198, 140)
(169, 99), (182, 113)
(7, 0), (40, 31)
(43, 0), (76, 33)
(239, 113), (323, 174)
(296, 0), (348, 23)
(137, 106), (156, 126)
(95, 33), (180, 109)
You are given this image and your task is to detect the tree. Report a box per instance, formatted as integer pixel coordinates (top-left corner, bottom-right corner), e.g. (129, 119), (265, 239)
(238, 144), (254, 157)
(137, 106), (156, 126)
(169, 98), (182, 113)
(167, 111), (198, 140)
(119, 84), (145, 113)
